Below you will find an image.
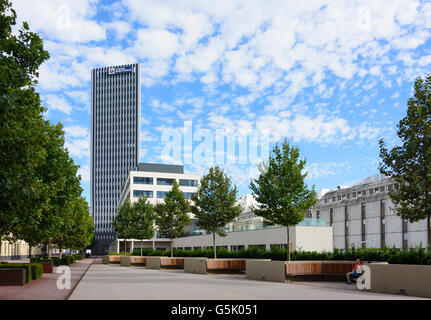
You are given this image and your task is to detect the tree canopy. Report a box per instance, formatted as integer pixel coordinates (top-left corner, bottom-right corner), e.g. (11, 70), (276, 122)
(379, 75), (431, 249)
(154, 181), (190, 257)
(191, 165), (242, 259)
(249, 139), (317, 260)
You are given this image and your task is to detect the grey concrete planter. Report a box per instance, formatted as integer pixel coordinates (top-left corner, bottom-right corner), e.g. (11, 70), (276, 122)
(120, 256), (131, 267)
(246, 260), (286, 282)
(146, 257), (161, 269)
(370, 263), (431, 298)
(184, 258), (208, 274)
(102, 255), (110, 264)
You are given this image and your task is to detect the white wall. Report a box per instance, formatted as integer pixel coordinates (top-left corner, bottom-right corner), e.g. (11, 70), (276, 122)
(173, 226), (333, 252)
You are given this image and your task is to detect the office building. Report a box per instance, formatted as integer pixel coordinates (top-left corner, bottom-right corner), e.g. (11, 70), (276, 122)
(91, 63), (140, 254)
(311, 174), (429, 250)
(110, 193), (333, 253)
(110, 163), (200, 252)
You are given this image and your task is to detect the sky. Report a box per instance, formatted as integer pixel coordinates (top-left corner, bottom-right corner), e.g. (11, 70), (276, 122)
(10, 0), (431, 204)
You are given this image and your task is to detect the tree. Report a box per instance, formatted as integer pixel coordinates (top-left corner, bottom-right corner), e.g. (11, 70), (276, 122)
(154, 181), (190, 257)
(379, 75), (431, 251)
(130, 195), (155, 256)
(249, 139), (317, 261)
(191, 166), (242, 259)
(64, 197), (95, 254)
(112, 200), (135, 255)
(0, 0), (50, 252)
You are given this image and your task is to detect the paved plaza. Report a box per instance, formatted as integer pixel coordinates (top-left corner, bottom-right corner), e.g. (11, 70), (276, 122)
(0, 258), (95, 300)
(69, 264), (426, 300)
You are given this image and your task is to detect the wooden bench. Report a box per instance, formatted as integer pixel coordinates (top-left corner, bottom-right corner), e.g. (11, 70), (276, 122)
(130, 257), (146, 266)
(286, 262), (355, 281)
(109, 256), (121, 264)
(160, 257), (184, 269)
(206, 259), (246, 273)
(0, 269), (27, 286)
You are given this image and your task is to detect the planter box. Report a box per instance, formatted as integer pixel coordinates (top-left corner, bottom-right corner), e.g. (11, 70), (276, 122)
(102, 255), (110, 264)
(40, 262), (53, 273)
(161, 257), (184, 269)
(120, 256), (131, 267)
(109, 256), (121, 264)
(246, 260), (286, 282)
(130, 257), (146, 266)
(184, 258), (208, 274)
(207, 259), (246, 273)
(0, 269), (26, 286)
(146, 257), (161, 269)
(370, 264), (431, 298)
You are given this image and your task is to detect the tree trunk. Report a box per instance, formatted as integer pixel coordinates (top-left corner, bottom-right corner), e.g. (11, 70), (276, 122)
(428, 214), (431, 252)
(213, 232), (216, 259)
(124, 240), (127, 255)
(59, 244), (62, 259)
(48, 243), (51, 259)
(28, 246), (32, 259)
(140, 240), (143, 257)
(286, 226), (291, 261)
(170, 238), (173, 257)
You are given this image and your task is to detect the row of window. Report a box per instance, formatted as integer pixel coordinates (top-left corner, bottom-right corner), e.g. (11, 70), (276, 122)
(133, 177), (198, 187)
(323, 184), (399, 204)
(133, 190), (197, 199)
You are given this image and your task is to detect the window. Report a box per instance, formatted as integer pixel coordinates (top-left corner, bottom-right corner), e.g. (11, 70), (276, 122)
(133, 190), (153, 198)
(179, 179), (198, 187)
(329, 208), (334, 226)
(316, 210), (320, 219)
(183, 192), (196, 199)
(157, 191), (167, 198)
(133, 177), (153, 185)
(157, 178), (175, 186)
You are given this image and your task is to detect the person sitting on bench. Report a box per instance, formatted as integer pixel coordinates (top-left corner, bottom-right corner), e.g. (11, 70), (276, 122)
(346, 258), (363, 284)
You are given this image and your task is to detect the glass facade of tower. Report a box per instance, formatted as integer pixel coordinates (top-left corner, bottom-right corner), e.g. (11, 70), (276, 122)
(91, 63), (140, 254)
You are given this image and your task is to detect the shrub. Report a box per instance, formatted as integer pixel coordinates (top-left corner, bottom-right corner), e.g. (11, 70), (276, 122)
(117, 246), (431, 264)
(0, 263), (33, 283)
(73, 254), (83, 260)
(29, 263), (43, 280)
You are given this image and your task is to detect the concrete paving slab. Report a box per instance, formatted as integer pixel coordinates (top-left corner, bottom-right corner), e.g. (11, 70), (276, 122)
(69, 264), (427, 300)
(0, 258), (94, 300)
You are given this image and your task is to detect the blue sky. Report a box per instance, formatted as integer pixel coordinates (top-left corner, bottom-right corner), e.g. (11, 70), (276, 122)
(11, 0), (431, 204)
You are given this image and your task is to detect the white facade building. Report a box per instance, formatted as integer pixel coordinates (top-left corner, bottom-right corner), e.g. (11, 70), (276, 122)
(310, 174), (429, 250)
(110, 163), (200, 252)
(110, 193), (333, 253)
(118, 163), (200, 207)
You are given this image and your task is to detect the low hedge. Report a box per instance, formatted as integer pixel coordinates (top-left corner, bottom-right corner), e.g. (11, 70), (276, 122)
(113, 246), (431, 265)
(31, 255), (78, 266)
(0, 263), (38, 283)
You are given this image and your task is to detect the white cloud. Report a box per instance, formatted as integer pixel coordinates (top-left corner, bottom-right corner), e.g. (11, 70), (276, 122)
(65, 137), (90, 158)
(44, 94), (74, 114)
(77, 164), (90, 182)
(64, 125), (88, 138)
(13, 0), (106, 43)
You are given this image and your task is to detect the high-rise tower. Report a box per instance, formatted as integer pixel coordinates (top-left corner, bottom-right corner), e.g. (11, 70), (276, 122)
(91, 63), (140, 254)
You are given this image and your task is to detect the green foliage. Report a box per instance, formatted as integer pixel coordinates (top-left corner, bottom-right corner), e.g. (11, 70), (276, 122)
(130, 196), (155, 256)
(191, 165), (242, 259)
(250, 139), (317, 260)
(0, 0), (50, 242)
(124, 246), (431, 265)
(29, 263), (43, 280)
(154, 181), (191, 257)
(112, 200), (135, 239)
(379, 75), (431, 249)
(0, 263), (33, 283)
(0, 1), (92, 255)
